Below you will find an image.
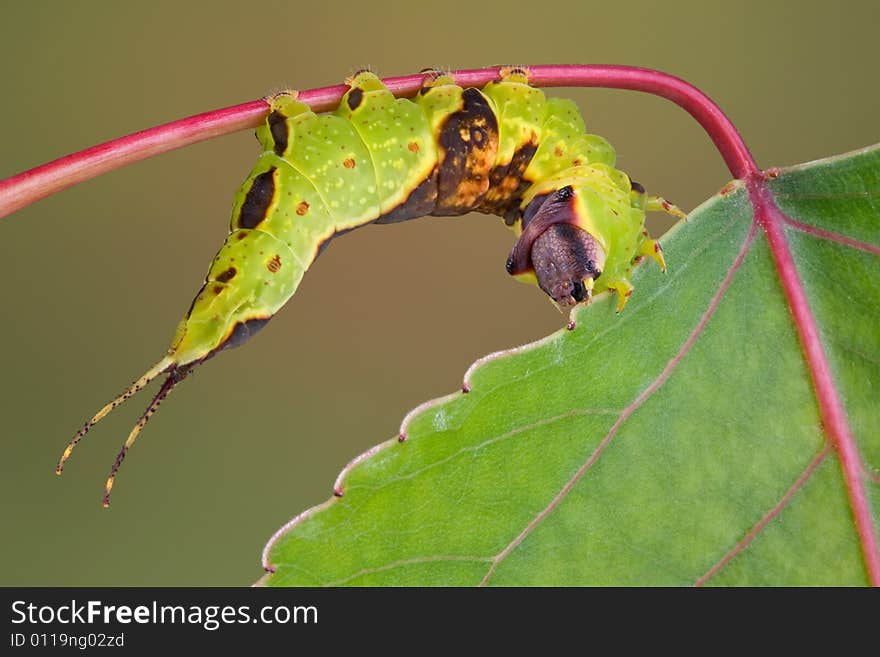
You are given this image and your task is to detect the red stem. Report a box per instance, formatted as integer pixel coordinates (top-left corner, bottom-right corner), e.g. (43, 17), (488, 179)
(2, 64), (875, 584)
(0, 100), (268, 220)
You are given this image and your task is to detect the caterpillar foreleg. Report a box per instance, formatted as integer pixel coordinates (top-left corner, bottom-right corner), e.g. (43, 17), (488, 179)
(609, 279), (636, 313)
(646, 194), (687, 220)
(498, 66), (531, 84)
(637, 236), (667, 272)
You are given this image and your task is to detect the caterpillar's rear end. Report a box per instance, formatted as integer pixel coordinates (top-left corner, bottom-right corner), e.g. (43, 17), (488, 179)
(59, 67), (684, 505)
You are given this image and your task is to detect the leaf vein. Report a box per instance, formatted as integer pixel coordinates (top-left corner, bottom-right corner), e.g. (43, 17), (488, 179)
(782, 215), (880, 256)
(693, 446), (831, 586)
(321, 555), (494, 587)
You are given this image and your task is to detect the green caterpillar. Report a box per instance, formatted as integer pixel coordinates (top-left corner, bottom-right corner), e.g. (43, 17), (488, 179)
(57, 68), (684, 505)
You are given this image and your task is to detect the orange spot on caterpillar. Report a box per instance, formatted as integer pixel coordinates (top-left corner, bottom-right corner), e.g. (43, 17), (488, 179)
(343, 158), (356, 169)
(296, 201), (310, 215)
(408, 141), (420, 153)
(267, 255), (282, 273)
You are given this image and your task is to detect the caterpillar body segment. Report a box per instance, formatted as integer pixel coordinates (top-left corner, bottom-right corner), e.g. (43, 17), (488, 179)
(60, 69), (685, 504)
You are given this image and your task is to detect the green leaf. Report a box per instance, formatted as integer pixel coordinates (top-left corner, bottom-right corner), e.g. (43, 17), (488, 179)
(259, 145), (880, 586)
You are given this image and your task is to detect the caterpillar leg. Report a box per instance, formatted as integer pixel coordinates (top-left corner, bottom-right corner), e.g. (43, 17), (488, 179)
(418, 69), (457, 94)
(418, 67), (449, 85)
(630, 181), (686, 220)
(498, 66), (531, 83)
(608, 278), (634, 314)
(646, 195), (687, 220)
(637, 235), (667, 272)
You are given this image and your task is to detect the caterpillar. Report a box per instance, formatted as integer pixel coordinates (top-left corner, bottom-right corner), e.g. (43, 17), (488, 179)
(56, 67), (684, 505)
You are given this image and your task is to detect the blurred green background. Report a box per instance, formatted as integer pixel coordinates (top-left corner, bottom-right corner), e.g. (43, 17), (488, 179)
(1, 1), (876, 585)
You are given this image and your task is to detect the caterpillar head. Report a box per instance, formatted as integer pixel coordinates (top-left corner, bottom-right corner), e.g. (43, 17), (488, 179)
(530, 222), (605, 308)
(506, 185), (607, 309)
